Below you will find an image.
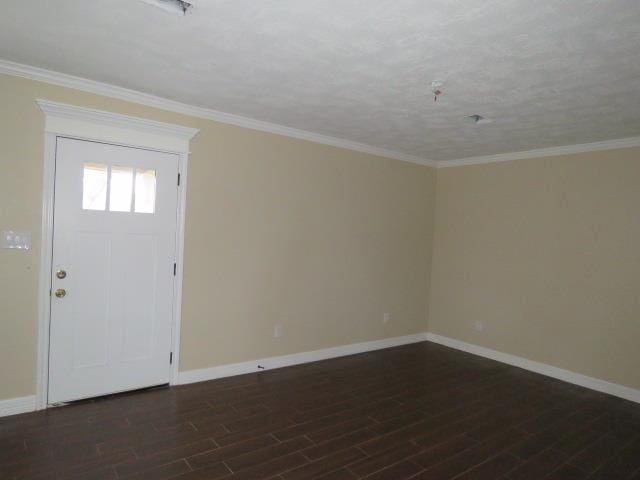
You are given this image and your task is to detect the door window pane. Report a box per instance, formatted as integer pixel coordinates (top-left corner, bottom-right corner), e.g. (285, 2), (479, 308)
(109, 166), (134, 212)
(82, 163), (108, 211)
(134, 169), (156, 214)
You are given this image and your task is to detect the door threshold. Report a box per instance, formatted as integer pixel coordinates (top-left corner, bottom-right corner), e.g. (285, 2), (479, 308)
(48, 383), (170, 408)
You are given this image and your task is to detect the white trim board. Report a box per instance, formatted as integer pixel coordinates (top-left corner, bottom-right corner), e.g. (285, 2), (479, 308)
(35, 100), (196, 409)
(425, 333), (640, 404)
(0, 396), (36, 418)
(36, 99), (198, 153)
(0, 59), (433, 167)
(436, 136), (640, 168)
(178, 333), (429, 385)
(5, 330), (637, 417)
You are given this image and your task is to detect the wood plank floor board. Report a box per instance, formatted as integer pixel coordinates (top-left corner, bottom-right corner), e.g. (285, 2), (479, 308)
(1, 341), (639, 480)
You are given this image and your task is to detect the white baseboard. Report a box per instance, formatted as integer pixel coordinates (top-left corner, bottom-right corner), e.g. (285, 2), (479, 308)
(425, 332), (640, 404)
(0, 395), (37, 418)
(177, 333), (429, 385)
(4, 332), (635, 417)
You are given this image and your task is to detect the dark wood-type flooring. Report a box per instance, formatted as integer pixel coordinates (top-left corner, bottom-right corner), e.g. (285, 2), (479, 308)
(1, 341), (640, 480)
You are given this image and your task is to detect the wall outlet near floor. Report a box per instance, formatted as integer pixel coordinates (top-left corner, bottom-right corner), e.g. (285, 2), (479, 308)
(474, 320), (484, 332)
(273, 324), (283, 338)
(383, 313), (390, 324)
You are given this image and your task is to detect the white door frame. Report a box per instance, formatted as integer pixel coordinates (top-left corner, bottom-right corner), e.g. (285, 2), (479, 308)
(35, 99), (199, 409)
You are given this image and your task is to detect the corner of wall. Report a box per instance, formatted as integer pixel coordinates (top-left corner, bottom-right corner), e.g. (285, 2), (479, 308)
(425, 165), (440, 333)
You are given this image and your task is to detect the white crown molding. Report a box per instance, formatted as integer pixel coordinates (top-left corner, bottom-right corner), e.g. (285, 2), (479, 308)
(437, 136), (640, 168)
(36, 99), (199, 153)
(178, 333), (429, 385)
(1, 59), (435, 167)
(0, 395), (36, 418)
(6, 60), (638, 169)
(425, 333), (640, 404)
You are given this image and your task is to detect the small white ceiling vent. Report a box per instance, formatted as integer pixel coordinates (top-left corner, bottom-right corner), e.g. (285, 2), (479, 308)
(467, 114), (493, 125)
(140, 0), (193, 15)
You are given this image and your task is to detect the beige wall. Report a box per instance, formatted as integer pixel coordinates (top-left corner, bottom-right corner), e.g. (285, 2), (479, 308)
(2, 71), (638, 403)
(429, 149), (640, 390)
(0, 74), (436, 400)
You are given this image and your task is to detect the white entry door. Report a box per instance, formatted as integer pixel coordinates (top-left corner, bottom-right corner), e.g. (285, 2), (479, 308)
(48, 137), (179, 404)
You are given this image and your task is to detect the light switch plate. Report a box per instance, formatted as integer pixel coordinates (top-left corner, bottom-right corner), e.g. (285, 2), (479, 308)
(1, 230), (32, 250)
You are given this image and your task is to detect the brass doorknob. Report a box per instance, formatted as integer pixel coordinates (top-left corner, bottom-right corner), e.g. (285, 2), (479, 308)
(54, 289), (66, 298)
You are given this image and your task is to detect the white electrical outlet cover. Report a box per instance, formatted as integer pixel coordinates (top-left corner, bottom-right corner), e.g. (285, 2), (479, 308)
(274, 324), (283, 338)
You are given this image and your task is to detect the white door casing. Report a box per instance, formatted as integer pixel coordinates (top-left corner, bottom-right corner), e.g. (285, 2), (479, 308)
(36, 100), (198, 408)
(49, 138), (179, 403)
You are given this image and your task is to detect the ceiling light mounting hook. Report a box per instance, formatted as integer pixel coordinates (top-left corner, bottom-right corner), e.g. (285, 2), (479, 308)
(176, 0), (192, 14)
(139, 0), (193, 16)
(431, 80), (444, 102)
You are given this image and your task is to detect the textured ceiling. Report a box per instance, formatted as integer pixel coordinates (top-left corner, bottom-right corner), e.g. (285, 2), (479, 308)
(1, 0), (639, 162)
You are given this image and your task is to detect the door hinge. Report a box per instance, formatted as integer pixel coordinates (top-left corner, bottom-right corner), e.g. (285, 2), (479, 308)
(170, 352), (173, 364)
(177, 173), (181, 186)
(173, 263), (177, 276)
